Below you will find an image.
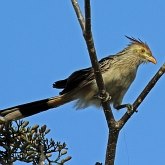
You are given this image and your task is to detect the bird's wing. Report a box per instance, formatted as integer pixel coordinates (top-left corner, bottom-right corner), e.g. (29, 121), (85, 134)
(58, 67), (93, 94)
(53, 55), (115, 95)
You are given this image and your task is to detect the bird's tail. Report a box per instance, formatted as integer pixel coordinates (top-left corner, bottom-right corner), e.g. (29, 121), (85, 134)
(0, 94), (74, 123)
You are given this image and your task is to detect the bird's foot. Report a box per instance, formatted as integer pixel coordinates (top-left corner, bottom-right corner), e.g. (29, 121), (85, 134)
(115, 104), (137, 115)
(94, 91), (111, 102)
(126, 104), (134, 115)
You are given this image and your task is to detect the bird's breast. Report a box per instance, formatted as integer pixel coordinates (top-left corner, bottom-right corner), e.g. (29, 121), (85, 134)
(102, 67), (136, 95)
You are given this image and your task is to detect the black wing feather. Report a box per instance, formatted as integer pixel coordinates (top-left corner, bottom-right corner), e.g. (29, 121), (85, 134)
(53, 55), (114, 95)
(53, 79), (67, 89)
(53, 67), (92, 95)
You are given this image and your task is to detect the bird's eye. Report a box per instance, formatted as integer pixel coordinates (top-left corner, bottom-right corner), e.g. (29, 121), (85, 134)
(141, 48), (145, 53)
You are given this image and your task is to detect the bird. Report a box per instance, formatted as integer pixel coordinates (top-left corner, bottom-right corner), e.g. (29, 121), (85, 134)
(52, 36), (156, 109)
(0, 36), (156, 122)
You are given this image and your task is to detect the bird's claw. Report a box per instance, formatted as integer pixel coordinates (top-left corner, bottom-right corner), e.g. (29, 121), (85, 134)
(94, 91), (111, 102)
(126, 104), (138, 115)
(126, 104), (133, 115)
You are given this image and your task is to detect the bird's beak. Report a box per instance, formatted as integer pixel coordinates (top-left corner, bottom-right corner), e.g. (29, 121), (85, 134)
(148, 56), (157, 64)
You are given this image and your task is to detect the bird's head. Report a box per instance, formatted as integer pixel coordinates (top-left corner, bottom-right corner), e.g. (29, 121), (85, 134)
(124, 36), (157, 64)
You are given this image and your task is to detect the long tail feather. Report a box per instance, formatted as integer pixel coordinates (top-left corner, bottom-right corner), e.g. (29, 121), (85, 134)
(0, 94), (73, 123)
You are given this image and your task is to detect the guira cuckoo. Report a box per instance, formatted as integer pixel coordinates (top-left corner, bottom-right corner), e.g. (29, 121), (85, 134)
(0, 36), (156, 122)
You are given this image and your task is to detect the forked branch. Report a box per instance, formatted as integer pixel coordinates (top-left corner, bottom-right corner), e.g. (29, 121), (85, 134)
(71, 1), (165, 165)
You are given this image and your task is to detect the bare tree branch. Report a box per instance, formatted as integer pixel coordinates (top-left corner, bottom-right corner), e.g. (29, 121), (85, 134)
(71, 0), (114, 127)
(71, 0), (85, 32)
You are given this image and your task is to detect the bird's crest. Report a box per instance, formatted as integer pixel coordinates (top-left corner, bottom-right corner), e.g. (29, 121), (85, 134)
(125, 36), (150, 51)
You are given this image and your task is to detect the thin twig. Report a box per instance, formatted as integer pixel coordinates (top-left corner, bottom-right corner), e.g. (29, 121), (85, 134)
(71, 0), (85, 32)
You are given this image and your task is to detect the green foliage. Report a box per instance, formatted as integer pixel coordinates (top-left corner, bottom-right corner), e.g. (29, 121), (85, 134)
(0, 120), (71, 164)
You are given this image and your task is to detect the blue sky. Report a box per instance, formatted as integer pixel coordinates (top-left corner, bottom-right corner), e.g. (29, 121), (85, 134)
(0, 1), (165, 165)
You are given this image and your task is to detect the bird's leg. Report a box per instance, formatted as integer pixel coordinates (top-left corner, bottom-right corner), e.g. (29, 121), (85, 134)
(115, 104), (137, 114)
